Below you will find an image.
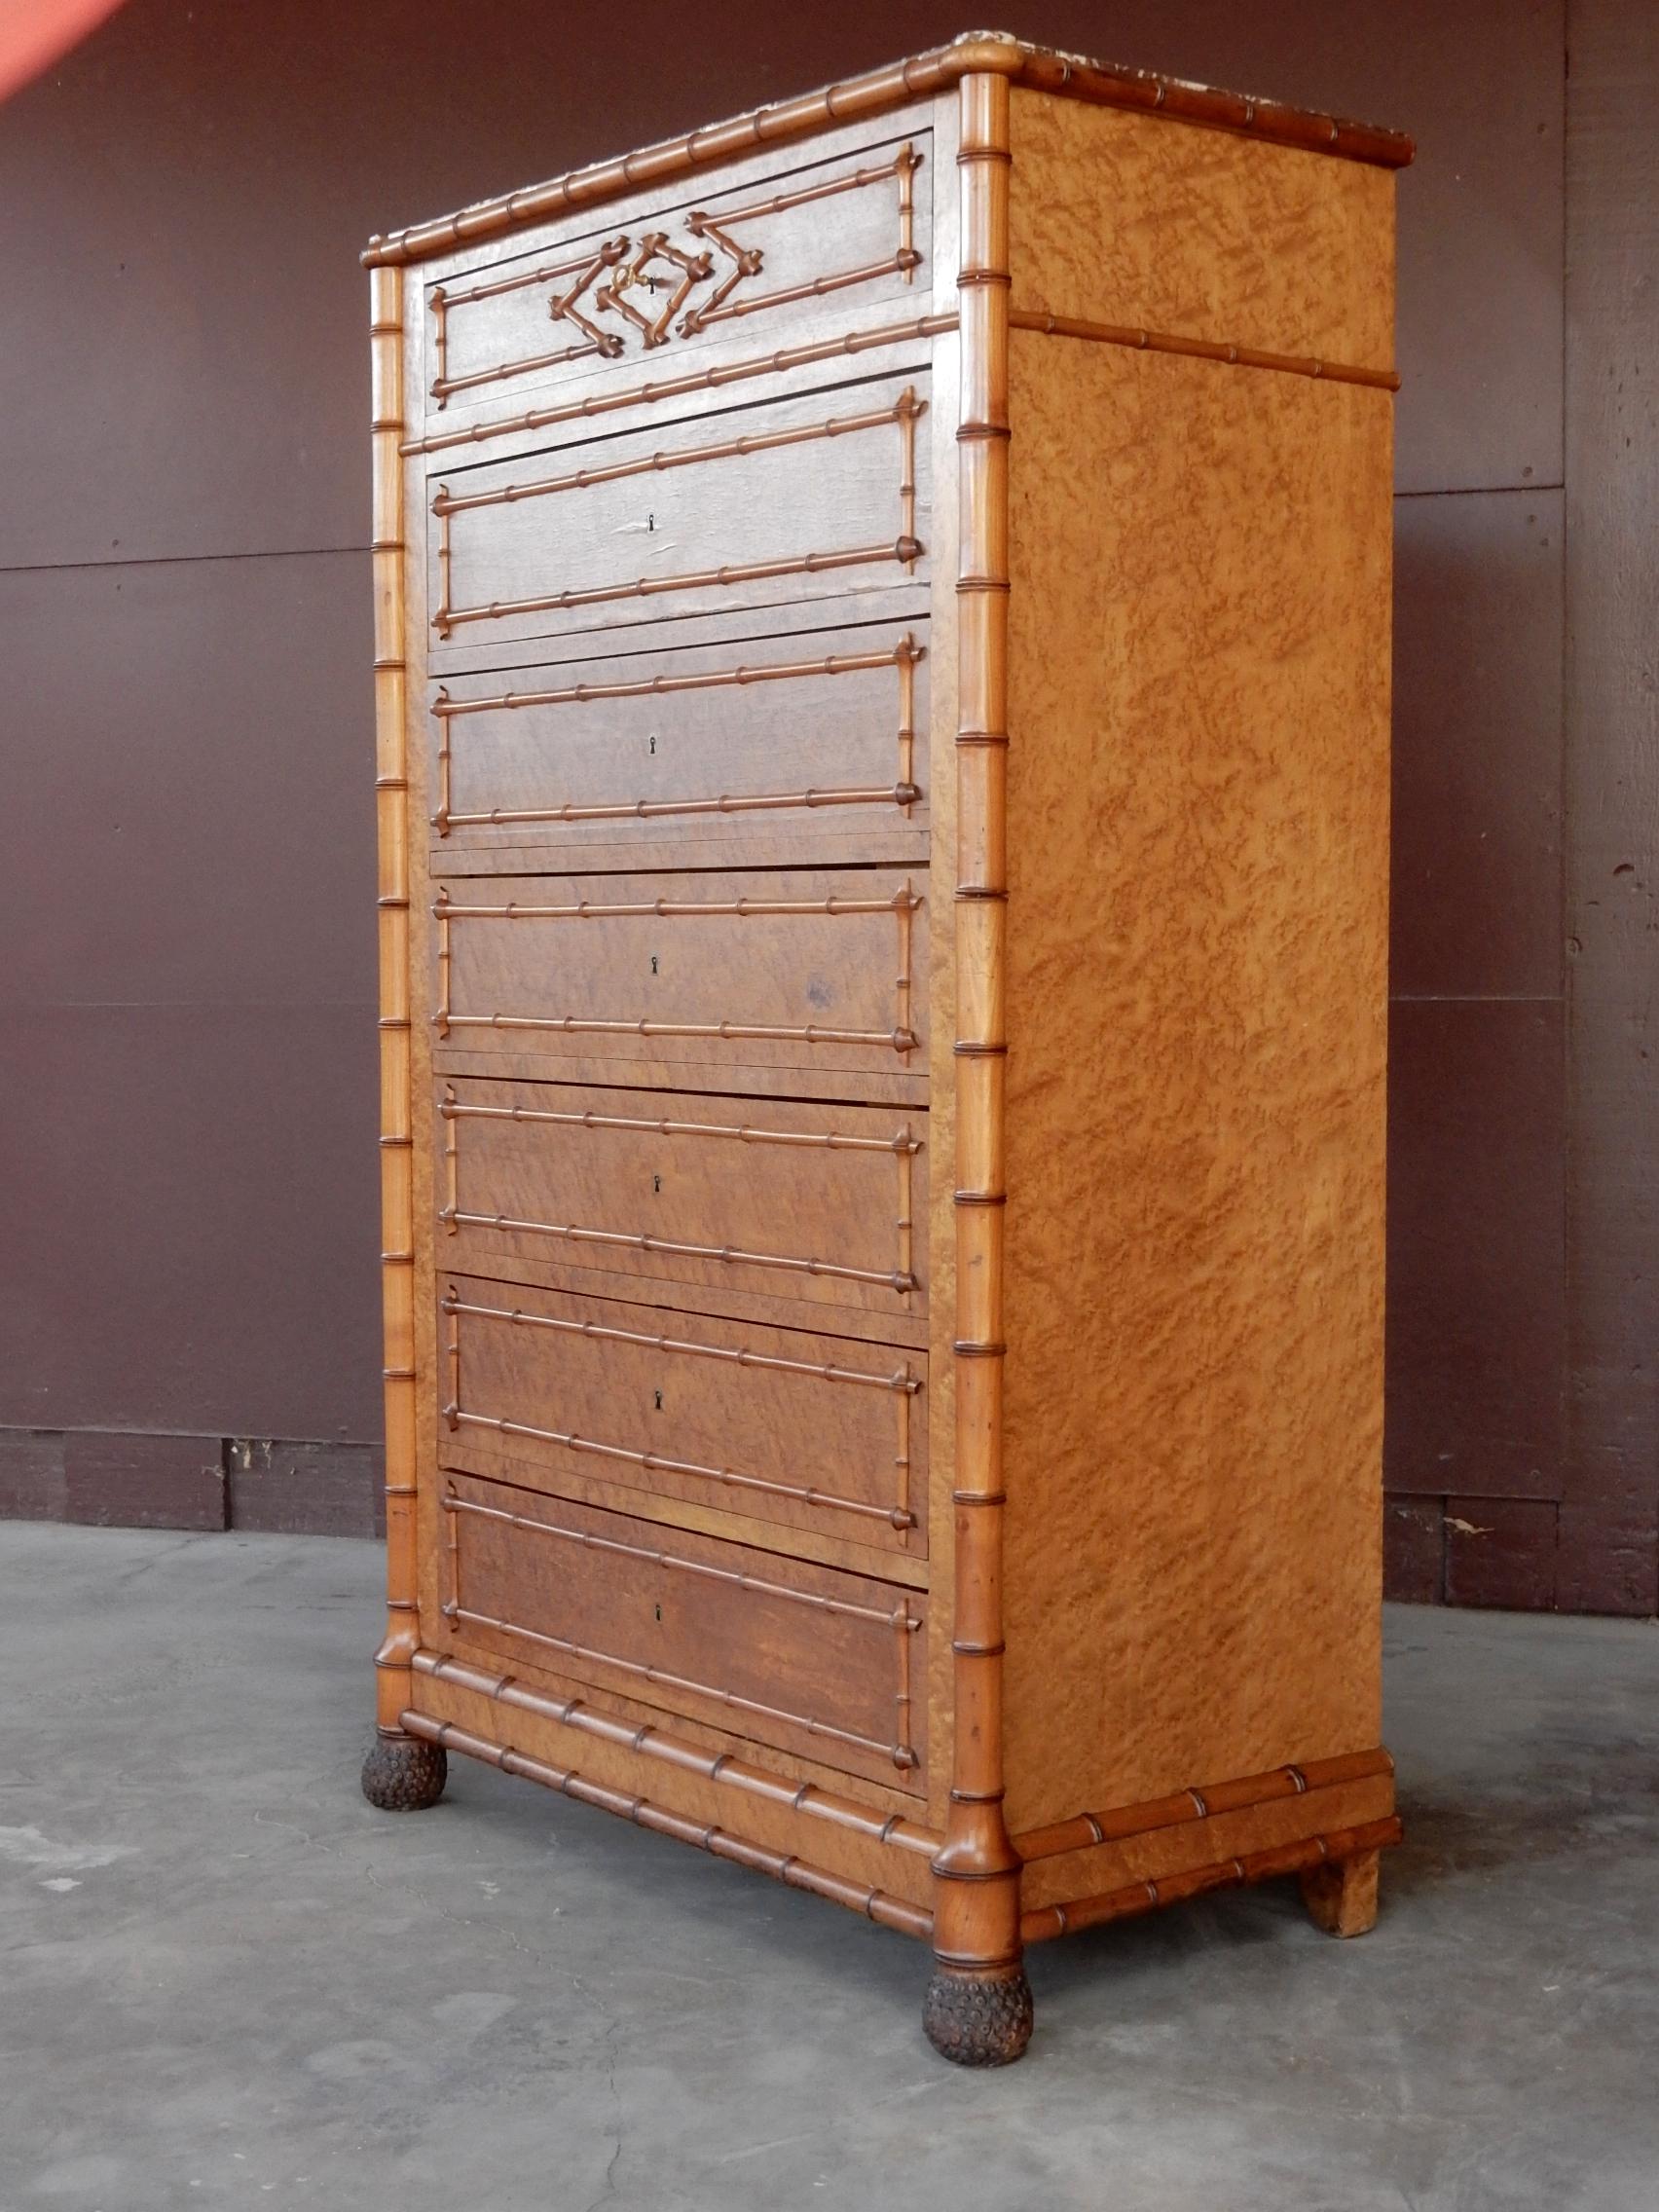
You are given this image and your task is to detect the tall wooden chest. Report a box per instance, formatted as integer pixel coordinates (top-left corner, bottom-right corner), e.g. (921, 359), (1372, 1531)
(361, 34), (1412, 2063)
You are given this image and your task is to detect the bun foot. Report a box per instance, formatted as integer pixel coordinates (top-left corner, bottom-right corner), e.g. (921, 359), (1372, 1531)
(1301, 1847), (1381, 1936)
(361, 1731), (447, 1812)
(923, 1963), (1034, 2066)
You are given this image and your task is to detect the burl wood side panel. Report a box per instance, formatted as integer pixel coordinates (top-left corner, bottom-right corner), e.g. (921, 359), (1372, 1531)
(1008, 92), (1395, 375)
(1000, 333), (1391, 1831)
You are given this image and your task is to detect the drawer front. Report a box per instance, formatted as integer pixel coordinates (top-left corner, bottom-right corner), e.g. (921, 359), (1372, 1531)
(424, 130), (932, 420)
(432, 866), (925, 1083)
(426, 370), (929, 654)
(429, 618), (928, 871)
(437, 1079), (926, 1326)
(438, 1275), (925, 1557)
(439, 1472), (928, 1793)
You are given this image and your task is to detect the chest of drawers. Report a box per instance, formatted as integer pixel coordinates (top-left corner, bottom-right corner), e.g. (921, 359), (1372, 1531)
(360, 33), (1412, 2064)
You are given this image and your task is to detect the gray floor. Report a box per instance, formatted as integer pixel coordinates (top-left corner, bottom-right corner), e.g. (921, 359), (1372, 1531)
(2, 1528), (1655, 2212)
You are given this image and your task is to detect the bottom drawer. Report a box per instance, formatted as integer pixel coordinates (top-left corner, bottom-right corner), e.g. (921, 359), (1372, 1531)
(438, 1472), (927, 1796)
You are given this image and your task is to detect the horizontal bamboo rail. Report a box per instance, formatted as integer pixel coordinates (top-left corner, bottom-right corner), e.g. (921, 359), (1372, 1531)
(1020, 1817), (1404, 1942)
(433, 889), (920, 921)
(435, 541), (920, 636)
(432, 637), (921, 718)
(430, 390), (925, 516)
(439, 1290), (921, 1391)
(449, 1402), (916, 1530)
(1014, 1746), (1396, 1861)
(439, 1200), (919, 1293)
(1008, 308), (1400, 391)
(364, 35), (1411, 268)
(441, 1094), (919, 1154)
(410, 1646), (938, 1852)
(399, 1709), (934, 1936)
(402, 317), (955, 458)
(440, 1014), (919, 1051)
(440, 785), (921, 831)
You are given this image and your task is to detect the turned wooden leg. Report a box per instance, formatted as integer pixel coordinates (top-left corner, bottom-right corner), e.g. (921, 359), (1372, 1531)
(361, 1730), (447, 1812)
(1301, 1847), (1381, 1936)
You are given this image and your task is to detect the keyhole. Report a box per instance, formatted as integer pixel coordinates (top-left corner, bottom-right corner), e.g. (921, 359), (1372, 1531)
(652, 1174), (662, 1194)
(654, 1603), (662, 1622)
(649, 953), (658, 976)
(653, 1388), (663, 1411)
(647, 511), (655, 532)
(647, 732), (657, 756)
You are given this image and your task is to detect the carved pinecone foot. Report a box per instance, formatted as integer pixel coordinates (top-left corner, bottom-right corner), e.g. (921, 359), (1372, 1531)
(923, 1964), (1034, 2066)
(361, 1733), (447, 1812)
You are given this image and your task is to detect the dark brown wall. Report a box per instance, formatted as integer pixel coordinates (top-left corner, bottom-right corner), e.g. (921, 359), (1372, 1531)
(0, 1), (1648, 1601)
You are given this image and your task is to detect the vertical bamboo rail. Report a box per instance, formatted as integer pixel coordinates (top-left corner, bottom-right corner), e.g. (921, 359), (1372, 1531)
(923, 70), (1032, 2068)
(370, 264), (422, 1739)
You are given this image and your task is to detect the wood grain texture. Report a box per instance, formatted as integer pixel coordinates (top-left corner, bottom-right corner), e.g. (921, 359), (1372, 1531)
(437, 1077), (927, 1331)
(1008, 90), (1396, 373)
(424, 368), (931, 657)
(431, 864), (927, 1087)
(427, 617), (929, 877)
(434, 1470), (928, 1795)
(998, 331), (1392, 1829)
(436, 1272), (927, 1558)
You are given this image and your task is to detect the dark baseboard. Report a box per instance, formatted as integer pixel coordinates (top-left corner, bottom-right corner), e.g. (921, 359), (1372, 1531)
(0, 1427), (385, 1539)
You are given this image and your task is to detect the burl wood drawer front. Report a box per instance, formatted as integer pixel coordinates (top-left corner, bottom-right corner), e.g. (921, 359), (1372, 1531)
(431, 866), (925, 1083)
(439, 1472), (928, 1793)
(425, 370), (929, 653)
(437, 1079), (926, 1327)
(428, 619), (928, 872)
(423, 130), (931, 418)
(437, 1274), (926, 1558)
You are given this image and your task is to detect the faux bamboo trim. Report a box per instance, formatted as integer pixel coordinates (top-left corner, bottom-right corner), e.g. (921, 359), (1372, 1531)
(438, 1202), (919, 1293)
(369, 262), (420, 1738)
(434, 541), (916, 637)
(363, 36), (1411, 267)
(1014, 1747), (1397, 1862)
(1020, 1816), (1404, 1943)
(410, 1646), (939, 1854)
(442, 1490), (920, 1626)
(430, 391), (925, 518)
(449, 1403), (916, 1530)
(440, 1494), (921, 1770)
(441, 1094), (920, 1155)
(440, 1014), (917, 1051)
(401, 316), (956, 459)
(433, 889), (920, 921)
(398, 1708), (933, 1936)
(439, 1291), (921, 1392)
(1008, 308), (1400, 391)
(430, 388), (925, 638)
(931, 67), (1024, 1984)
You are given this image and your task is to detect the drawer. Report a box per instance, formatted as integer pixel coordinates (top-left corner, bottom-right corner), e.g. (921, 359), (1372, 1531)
(437, 1078), (926, 1328)
(438, 1471), (928, 1793)
(438, 1274), (926, 1558)
(423, 129), (933, 419)
(428, 617), (929, 873)
(425, 369), (929, 654)
(431, 866), (926, 1085)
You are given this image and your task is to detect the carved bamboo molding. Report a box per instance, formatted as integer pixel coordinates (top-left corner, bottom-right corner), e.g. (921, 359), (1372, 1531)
(364, 33), (1412, 267)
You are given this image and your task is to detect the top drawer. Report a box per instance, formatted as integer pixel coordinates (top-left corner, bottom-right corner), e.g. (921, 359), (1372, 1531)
(420, 129), (933, 423)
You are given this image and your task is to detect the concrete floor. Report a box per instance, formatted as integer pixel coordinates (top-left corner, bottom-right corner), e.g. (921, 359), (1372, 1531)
(2, 1529), (1655, 2212)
